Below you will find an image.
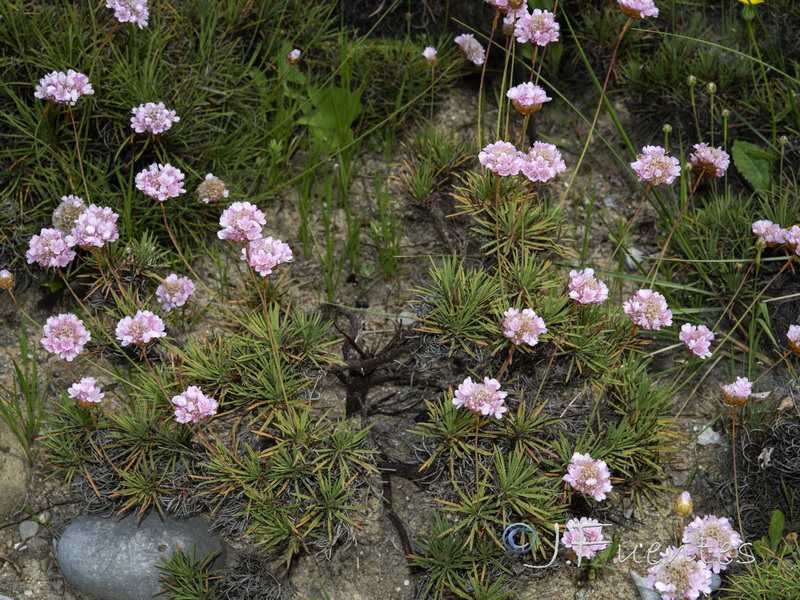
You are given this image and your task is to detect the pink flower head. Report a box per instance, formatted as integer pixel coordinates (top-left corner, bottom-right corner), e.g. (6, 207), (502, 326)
(506, 83), (551, 115)
(563, 452), (613, 501)
(218, 201), (266, 242)
(68, 377), (104, 405)
(630, 145), (680, 187)
(135, 163), (186, 201)
(690, 143), (730, 178)
(722, 376), (752, 406)
(106, 0), (149, 28)
(484, 0), (510, 11)
(752, 220), (786, 246)
(478, 141), (525, 177)
(562, 517), (609, 560)
(115, 310), (166, 346)
(171, 386), (218, 424)
(286, 49), (301, 65)
(66, 204), (120, 249)
(682, 515), (742, 573)
(196, 173), (229, 204)
(34, 70), (93, 106)
(502, 3), (530, 33)
(130, 102), (179, 134)
(623, 289), (673, 330)
(453, 376), (507, 419)
(675, 491), (694, 517)
(521, 142), (566, 183)
(679, 323), (714, 359)
(502, 308), (546, 346)
(784, 225), (800, 255)
(422, 46), (437, 67)
(41, 313), (91, 361)
(568, 268), (609, 304)
(788, 325), (800, 354)
(242, 237), (293, 276)
(0, 269), (13, 291)
(52, 195), (87, 233)
(26, 228), (76, 268)
(617, 0), (659, 20)
(454, 34), (485, 66)
(647, 546), (712, 600)
(156, 274), (195, 311)
(514, 9), (560, 46)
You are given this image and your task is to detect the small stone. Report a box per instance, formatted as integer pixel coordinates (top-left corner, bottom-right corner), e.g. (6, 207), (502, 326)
(696, 425), (727, 446)
(0, 595), (13, 600)
(24, 591), (33, 597)
(38, 511), (51, 525)
(24, 537), (51, 559)
(630, 570), (661, 600)
(57, 512), (226, 600)
(19, 519), (39, 540)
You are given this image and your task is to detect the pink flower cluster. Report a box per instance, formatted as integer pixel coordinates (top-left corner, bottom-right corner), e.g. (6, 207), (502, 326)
(630, 145), (681, 187)
(286, 49), (301, 65)
(722, 376), (751, 406)
(0, 270), (13, 291)
(623, 289), (672, 331)
(66, 204), (120, 249)
(243, 237), (293, 276)
(171, 386), (218, 424)
(682, 515), (742, 573)
(218, 202), (266, 242)
(479, 140), (566, 183)
(422, 47), (437, 67)
(196, 173), (229, 204)
(106, 0), (149, 28)
(68, 377), (104, 405)
(514, 9), (560, 46)
(502, 308), (546, 347)
(34, 70), (94, 106)
(41, 313), (91, 361)
(690, 143), (730, 178)
(26, 228), (76, 268)
(156, 274), (195, 311)
(788, 325), (800, 354)
(454, 34), (485, 66)
(562, 517), (609, 560)
(135, 163), (186, 201)
(478, 141), (524, 176)
(679, 323), (714, 359)
(453, 376), (507, 419)
(752, 220), (800, 257)
(506, 83), (551, 115)
(115, 310), (166, 346)
(563, 452), (613, 501)
(130, 102), (179, 134)
(618, 0), (659, 20)
(646, 545), (712, 600)
(568, 268), (609, 304)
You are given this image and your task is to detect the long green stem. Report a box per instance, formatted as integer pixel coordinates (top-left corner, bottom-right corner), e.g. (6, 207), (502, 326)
(477, 11), (500, 150)
(67, 105), (90, 202)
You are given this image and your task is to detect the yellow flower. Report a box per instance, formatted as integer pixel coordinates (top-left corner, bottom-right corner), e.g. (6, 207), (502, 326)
(739, 0), (764, 4)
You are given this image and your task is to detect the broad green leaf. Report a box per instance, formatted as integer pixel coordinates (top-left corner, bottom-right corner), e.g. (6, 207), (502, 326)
(732, 140), (773, 190)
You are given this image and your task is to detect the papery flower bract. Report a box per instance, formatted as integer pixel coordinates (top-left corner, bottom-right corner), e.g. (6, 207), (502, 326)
(679, 323), (714, 359)
(115, 310), (166, 346)
(752, 220), (786, 246)
(513, 9), (560, 46)
(502, 308), (546, 347)
(453, 377), (508, 419)
(506, 83), (551, 115)
(34, 70), (93, 106)
(286, 49), (301, 65)
(0, 270), (13, 291)
(26, 228), (76, 268)
(218, 202), (266, 242)
(422, 47), (437, 67)
(478, 141), (525, 176)
(630, 145), (680, 186)
(130, 102), (179, 134)
(563, 452), (613, 501)
(106, 0), (149, 28)
(156, 274), (196, 311)
(135, 163), (186, 201)
(562, 517), (609, 560)
(52, 195), (87, 234)
(617, 0), (659, 20)
(788, 325), (800, 355)
(242, 237), (293, 276)
(68, 377), (104, 405)
(66, 204), (120, 249)
(454, 34), (485, 66)
(171, 386), (218, 424)
(196, 173), (229, 204)
(683, 515), (742, 573)
(675, 491), (694, 517)
(568, 268), (609, 304)
(623, 289), (673, 331)
(690, 143), (730, 178)
(41, 313), (90, 361)
(521, 141), (566, 182)
(647, 546), (712, 600)
(723, 376), (752, 406)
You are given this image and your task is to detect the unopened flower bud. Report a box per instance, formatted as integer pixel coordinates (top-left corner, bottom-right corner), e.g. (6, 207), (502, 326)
(0, 269), (13, 291)
(788, 325), (800, 355)
(687, 75), (697, 87)
(675, 491), (693, 517)
(422, 46), (437, 67)
(662, 124), (673, 134)
(779, 135), (789, 146)
(721, 109), (730, 118)
(286, 49), (301, 66)
(755, 236), (767, 252)
(404, 11), (412, 21)
(706, 82), (717, 94)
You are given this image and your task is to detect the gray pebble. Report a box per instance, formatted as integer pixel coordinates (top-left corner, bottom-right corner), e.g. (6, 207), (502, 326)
(630, 570), (662, 600)
(19, 519), (39, 540)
